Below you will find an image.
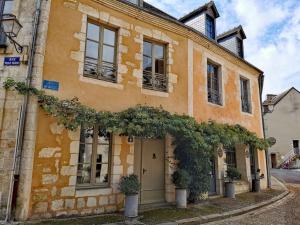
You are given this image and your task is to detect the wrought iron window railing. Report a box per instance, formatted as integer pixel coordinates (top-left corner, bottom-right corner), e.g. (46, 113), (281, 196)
(143, 70), (168, 92)
(83, 57), (117, 83)
(208, 88), (221, 105)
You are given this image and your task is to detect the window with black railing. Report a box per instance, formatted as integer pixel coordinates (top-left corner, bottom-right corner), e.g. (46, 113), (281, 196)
(143, 40), (167, 92)
(83, 21), (117, 83)
(207, 62), (222, 105)
(240, 77), (251, 113)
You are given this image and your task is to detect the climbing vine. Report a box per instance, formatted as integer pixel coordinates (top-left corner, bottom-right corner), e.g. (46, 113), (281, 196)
(3, 78), (270, 201)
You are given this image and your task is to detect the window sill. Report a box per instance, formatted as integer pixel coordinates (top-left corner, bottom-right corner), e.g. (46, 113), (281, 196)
(75, 187), (113, 197)
(241, 111), (253, 116)
(141, 88), (169, 98)
(80, 76), (124, 90)
(207, 101), (224, 108)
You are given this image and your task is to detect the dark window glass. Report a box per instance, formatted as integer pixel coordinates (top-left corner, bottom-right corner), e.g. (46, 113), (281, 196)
(143, 41), (167, 92)
(237, 38), (244, 58)
(293, 140), (299, 149)
(77, 126), (111, 187)
(240, 78), (251, 113)
(84, 22), (117, 83)
(205, 14), (215, 39)
(226, 147), (237, 169)
(207, 62), (221, 105)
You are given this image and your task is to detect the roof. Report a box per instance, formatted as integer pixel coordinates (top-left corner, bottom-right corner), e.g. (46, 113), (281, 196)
(143, 2), (177, 21)
(179, 1), (220, 23)
(217, 25), (247, 41)
(263, 87), (300, 106)
(118, 0), (263, 75)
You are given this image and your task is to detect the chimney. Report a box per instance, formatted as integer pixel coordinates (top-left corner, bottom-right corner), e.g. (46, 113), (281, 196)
(267, 94), (277, 101)
(217, 26), (246, 58)
(179, 1), (220, 40)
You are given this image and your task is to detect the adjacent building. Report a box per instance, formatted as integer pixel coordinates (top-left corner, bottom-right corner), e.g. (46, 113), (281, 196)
(263, 87), (300, 168)
(0, 0), (267, 221)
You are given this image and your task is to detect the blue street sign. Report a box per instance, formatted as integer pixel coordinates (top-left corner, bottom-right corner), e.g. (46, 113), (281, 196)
(42, 80), (60, 91)
(4, 57), (20, 66)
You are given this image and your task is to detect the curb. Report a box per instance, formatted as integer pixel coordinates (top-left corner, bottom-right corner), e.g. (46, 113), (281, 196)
(175, 190), (290, 224)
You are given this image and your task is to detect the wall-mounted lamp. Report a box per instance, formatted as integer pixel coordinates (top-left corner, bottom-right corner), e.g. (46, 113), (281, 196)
(1, 14), (24, 53)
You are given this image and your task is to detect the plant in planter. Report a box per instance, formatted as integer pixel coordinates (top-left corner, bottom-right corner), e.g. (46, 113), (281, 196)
(119, 174), (140, 218)
(172, 169), (191, 208)
(225, 167), (241, 198)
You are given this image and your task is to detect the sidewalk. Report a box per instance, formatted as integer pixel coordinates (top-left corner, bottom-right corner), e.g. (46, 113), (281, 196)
(22, 177), (288, 225)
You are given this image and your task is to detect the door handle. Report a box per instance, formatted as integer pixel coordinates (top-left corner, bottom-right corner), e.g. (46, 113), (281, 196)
(143, 168), (147, 174)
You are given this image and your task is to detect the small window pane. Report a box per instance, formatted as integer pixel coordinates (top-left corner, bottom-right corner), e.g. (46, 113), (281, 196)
(3, 0), (13, 14)
(102, 45), (115, 63)
(143, 56), (152, 72)
(143, 42), (152, 57)
(87, 23), (100, 42)
(95, 163), (109, 184)
(103, 28), (116, 46)
(154, 45), (164, 59)
(77, 164), (92, 184)
(97, 145), (109, 164)
(86, 40), (99, 59)
(155, 59), (164, 75)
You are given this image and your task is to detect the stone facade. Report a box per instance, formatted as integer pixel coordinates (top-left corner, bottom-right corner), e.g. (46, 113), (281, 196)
(0, 0), (267, 221)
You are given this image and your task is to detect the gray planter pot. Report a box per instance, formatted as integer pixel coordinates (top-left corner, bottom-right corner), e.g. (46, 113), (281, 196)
(124, 194), (139, 218)
(176, 188), (187, 208)
(225, 182), (235, 198)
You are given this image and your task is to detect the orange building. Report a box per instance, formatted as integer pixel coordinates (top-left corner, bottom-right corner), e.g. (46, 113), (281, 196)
(0, 0), (268, 220)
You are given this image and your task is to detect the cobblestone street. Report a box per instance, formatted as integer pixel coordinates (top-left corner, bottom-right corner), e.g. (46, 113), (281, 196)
(206, 169), (300, 225)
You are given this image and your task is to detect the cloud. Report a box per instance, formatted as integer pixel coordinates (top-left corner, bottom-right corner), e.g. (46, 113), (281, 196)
(145, 0), (300, 98)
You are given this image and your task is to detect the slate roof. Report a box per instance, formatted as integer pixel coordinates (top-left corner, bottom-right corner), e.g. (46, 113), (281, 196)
(179, 1), (220, 23)
(217, 25), (247, 41)
(143, 2), (177, 21)
(263, 87), (300, 106)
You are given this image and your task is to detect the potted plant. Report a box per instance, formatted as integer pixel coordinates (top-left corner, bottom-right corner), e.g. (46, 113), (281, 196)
(172, 169), (191, 208)
(225, 167), (241, 198)
(119, 174), (140, 218)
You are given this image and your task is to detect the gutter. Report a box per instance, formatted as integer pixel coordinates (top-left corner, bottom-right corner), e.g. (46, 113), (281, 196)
(5, 0), (42, 222)
(258, 74), (271, 188)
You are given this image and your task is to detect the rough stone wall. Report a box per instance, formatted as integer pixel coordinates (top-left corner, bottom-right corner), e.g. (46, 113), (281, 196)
(28, 112), (134, 219)
(0, 0), (52, 219)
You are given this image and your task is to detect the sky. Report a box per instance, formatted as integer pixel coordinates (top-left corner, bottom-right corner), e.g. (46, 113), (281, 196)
(145, 0), (300, 98)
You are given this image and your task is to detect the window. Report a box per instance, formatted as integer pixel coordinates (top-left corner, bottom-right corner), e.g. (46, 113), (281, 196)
(237, 38), (244, 58)
(240, 77), (251, 113)
(143, 40), (167, 92)
(0, 0), (13, 47)
(77, 126), (112, 188)
(84, 21), (117, 83)
(207, 62), (221, 105)
(226, 147), (237, 169)
(205, 14), (215, 39)
(293, 140), (299, 149)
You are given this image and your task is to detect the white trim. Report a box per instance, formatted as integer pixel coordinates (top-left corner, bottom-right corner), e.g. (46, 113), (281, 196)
(79, 76), (124, 90)
(188, 39), (194, 116)
(141, 89), (169, 98)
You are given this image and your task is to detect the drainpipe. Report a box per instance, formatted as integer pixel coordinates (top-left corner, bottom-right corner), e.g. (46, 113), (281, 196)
(5, 0), (42, 222)
(258, 74), (271, 188)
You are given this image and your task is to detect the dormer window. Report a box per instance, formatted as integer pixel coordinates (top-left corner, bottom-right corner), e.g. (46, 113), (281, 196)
(205, 14), (215, 39)
(217, 25), (246, 58)
(179, 1), (220, 39)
